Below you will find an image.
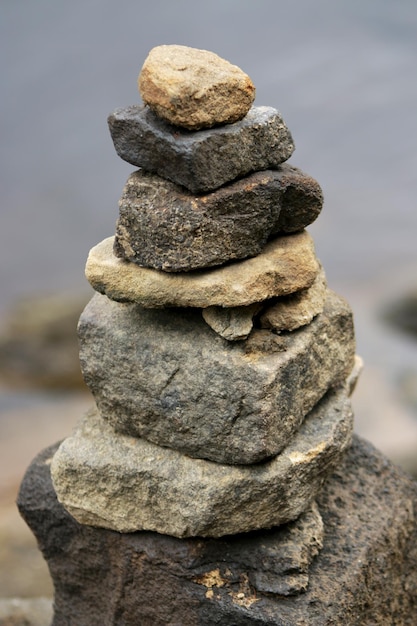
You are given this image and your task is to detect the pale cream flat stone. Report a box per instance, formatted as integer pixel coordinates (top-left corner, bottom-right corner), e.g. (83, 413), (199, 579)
(85, 231), (320, 309)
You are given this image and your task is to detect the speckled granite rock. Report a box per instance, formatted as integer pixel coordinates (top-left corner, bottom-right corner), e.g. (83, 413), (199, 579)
(114, 166), (323, 271)
(77, 290), (356, 464)
(108, 105), (294, 193)
(138, 45), (255, 130)
(86, 231), (320, 309)
(18, 436), (417, 625)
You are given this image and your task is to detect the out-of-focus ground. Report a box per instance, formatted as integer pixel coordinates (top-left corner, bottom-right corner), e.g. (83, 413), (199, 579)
(1, 0), (417, 612)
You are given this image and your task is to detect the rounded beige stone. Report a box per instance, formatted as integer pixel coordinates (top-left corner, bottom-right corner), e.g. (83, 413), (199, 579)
(138, 44), (255, 129)
(85, 232), (320, 308)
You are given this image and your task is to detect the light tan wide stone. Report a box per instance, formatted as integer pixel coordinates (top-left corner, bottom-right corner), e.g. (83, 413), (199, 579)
(50, 380), (354, 538)
(138, 45), (255, 129)
(260, 264), (328, 332)
(85, 232), (320, 309)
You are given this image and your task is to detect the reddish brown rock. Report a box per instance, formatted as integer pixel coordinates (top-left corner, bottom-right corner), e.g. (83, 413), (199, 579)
(114, 166), (323, 272)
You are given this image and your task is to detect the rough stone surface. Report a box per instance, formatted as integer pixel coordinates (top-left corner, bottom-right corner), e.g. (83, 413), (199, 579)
(78, 290), (356, 464)
(260, 264), (328, 332)
(202, 303), (262, 341)
(86, 231), (320, 309)
(108, 105), (295, 193)
(203, 265), (328, 339)
(50, 381), (353, 536)
(19, 437), (417, 625)
(138, 45), (255, 130)
(114, 166), (323, 272)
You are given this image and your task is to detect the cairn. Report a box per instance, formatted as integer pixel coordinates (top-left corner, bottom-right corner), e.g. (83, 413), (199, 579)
(18, 46), (417, 625)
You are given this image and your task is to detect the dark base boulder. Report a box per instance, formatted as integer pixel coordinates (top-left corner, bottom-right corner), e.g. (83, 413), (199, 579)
(17, 436), (417, 625)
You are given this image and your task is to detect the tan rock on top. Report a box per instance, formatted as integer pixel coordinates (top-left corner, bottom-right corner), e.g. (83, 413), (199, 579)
(138, 45), (255, 130)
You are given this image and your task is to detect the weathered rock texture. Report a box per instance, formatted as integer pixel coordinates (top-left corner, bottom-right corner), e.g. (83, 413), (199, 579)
(203, 264), (327, 339)
(138, 45), (255, 130)
(114, 166), (323, 271)
(108, 105), (295, 193)
(77, 290), (355, 464)
(52, 377), (353, 537)
(19, 437), (417, 625)
(202, 302), (262, 341)
(260, 264), (328, 332)
(86, 231), (320, 309)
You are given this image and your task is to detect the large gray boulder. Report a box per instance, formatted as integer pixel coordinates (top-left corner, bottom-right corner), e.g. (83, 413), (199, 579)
(114, 166), (323, 272)
(78, 290), (356, 464)
(50, 381), (354, 537)
(108, 105), (294, 193)
(20, 436), (417, 625)
(85, 231), (320, 309)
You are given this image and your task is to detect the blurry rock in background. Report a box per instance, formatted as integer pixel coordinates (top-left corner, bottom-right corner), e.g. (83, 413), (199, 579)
(381, 289), (417, 417)
(0, 291), (93, 606)
(383, 289), (417, 341)
(0, 598), (53, 626)
(0, 292), (91, 390)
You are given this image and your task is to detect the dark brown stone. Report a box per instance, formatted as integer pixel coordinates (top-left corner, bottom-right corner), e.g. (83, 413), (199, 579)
(17, 437), (417, 625)
(113, 166), (323, 272)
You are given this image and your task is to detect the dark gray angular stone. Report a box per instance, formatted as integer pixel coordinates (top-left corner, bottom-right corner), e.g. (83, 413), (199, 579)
(78, 290), (356, 464)
(114, 165), (323, 272)
(18, 437), (417, 625)
(108, 104), (295, 193)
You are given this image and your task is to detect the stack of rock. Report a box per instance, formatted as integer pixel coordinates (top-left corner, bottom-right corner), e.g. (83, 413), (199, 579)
(50, 45), (359, 541)
(18, 46), (417, 625)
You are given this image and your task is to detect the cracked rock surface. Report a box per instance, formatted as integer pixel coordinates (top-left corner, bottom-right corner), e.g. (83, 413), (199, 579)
(50, 381), (353, 536)
(77, 290), (355, 464)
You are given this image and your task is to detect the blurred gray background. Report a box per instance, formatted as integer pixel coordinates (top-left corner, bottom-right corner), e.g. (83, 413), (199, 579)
(1, 0), (417, 599)
(1, 0), (417, 474)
